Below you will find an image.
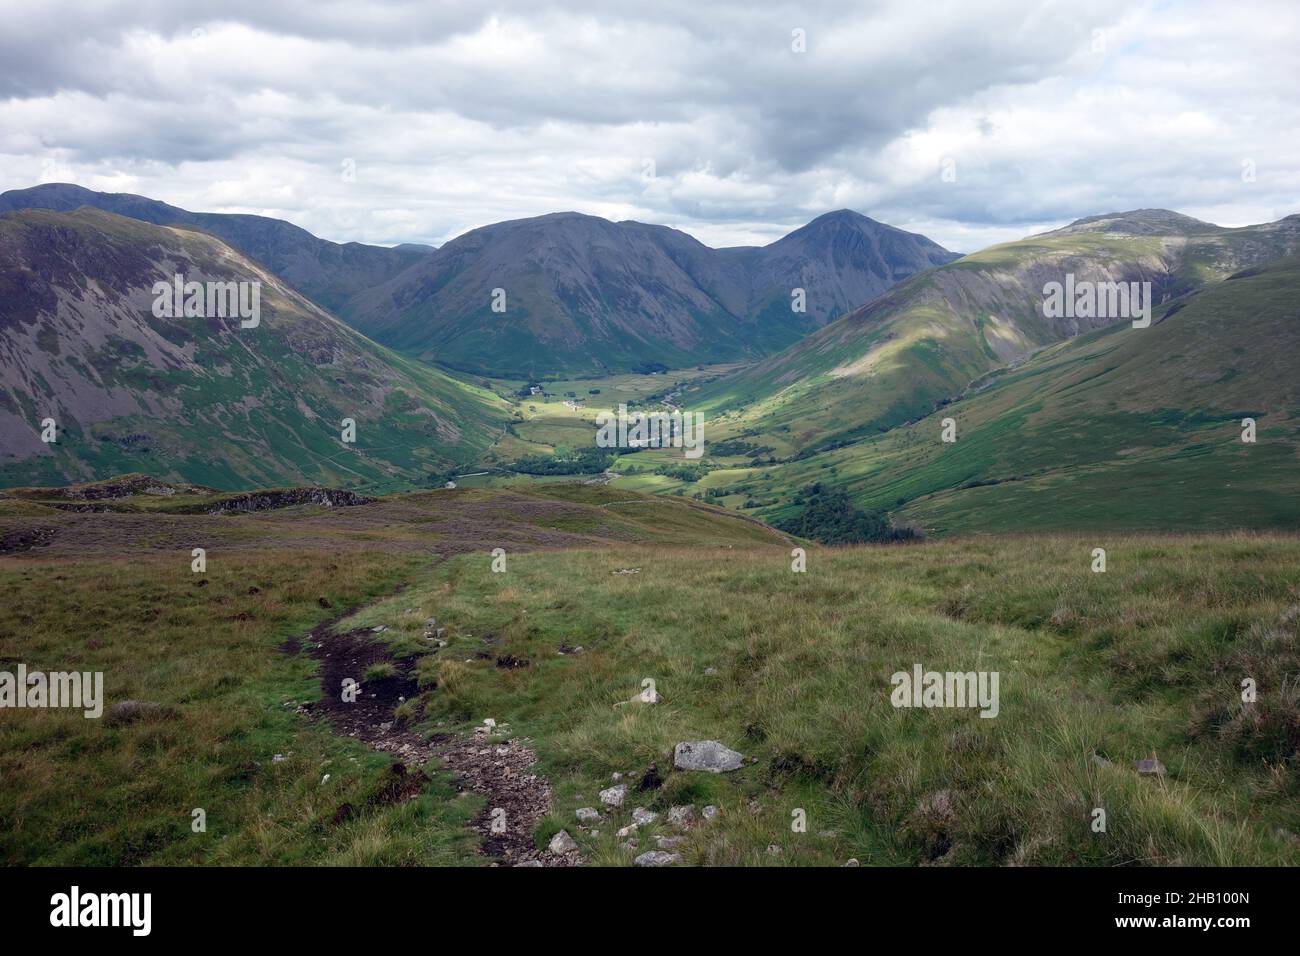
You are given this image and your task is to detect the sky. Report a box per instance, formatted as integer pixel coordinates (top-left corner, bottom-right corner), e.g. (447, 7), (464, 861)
(0, 0), (1296, 253)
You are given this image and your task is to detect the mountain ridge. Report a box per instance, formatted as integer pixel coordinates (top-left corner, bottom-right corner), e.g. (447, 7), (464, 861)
(345, 205), (959, 376)
(691, 207), (1300, 457)
(0, 184), (960, 378)
(0, 183), (430, 314)
(0, 207), (508, 490)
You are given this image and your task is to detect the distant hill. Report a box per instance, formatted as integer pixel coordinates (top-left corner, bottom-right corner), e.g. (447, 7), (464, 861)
(344, 209), (958, 377)
(742, 253), (1300, 535)
(0, 183), (429, 314)
(0, 186), (958, 379)
(0, 208), (509, 490)
(693, 209), (1300, 457)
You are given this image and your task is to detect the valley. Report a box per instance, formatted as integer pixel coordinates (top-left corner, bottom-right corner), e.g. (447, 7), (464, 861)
(2, 190), (1297, 870)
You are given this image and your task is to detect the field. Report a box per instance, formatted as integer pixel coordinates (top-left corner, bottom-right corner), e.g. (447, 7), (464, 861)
(2, 482), (1296, 866)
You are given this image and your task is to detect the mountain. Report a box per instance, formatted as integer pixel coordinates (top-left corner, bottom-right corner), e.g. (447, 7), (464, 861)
(0, 183), (429, 314)
(344, 209), (958, 377)
(733, 209), (962, 327)
(692, 209), (1300, 458)
(744, 252), (1300, 535)
(0, 187), (958, 379)
(0, 208), (509, 490)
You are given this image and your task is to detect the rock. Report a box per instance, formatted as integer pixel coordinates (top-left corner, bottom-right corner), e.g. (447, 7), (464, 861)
(616, 824), (638, 838)
(600, 784), (627, 807)
(631, 807), (658, 826)
(620, 840), (638, 851)
(666, 805), (695, 829)
(548, 830), (578, 854)
(575, 807), (601, 824)
(614, 688), (662, 707)
(371, 625), (386, 633)
(272, 753), (286, 763)
(611, 772), (622, 781)
(704, 667), (718, 676)
(673, 740), (744, 773)
(1134, 757), (1166, 776)
(515, 860), (543, 867)
(655, 836), (686, 850)
(843, 858), (861, 867)
(1090, 753), (1114, 769)
(702, 805), (719, 821)
(766, 844), (782, 856)
(634, 850), (680, 867)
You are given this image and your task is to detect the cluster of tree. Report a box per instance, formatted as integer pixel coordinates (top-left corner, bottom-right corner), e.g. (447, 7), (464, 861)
(775, 483), (917, 545)
(512, 445), (613, 475)
(708, 438), (775, 459)
(655, 462), (712, 482)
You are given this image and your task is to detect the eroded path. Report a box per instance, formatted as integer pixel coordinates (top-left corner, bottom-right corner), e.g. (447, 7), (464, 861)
(293, 607), (572, 866)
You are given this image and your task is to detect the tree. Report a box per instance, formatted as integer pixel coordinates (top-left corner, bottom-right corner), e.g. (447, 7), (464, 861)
(775, 483), (916, 545)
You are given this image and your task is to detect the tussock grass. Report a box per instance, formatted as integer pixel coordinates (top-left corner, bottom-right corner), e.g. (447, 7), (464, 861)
(4, 518), (1296, 866)
(0, 548), (480, 865)
(358, 532), (1300, 866)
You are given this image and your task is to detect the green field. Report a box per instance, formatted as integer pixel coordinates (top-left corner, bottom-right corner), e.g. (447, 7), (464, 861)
(2, 481), (1296, 866)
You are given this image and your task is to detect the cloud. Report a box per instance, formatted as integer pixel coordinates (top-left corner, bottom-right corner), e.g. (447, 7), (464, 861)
(0, 0), (1295, 251)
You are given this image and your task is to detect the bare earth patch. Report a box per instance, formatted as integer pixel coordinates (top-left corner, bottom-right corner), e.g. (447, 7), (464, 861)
(301, 608), (570, 866)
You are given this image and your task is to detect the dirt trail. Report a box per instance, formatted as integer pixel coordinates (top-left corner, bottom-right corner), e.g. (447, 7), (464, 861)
(292, 602), (573, 866)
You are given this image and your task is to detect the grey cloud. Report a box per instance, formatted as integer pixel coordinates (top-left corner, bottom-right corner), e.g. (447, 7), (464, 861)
(0, 0), (1294, 253)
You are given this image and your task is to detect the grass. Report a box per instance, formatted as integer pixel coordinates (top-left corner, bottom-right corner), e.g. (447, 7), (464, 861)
(2, 487), (1295, 865)
(0, 483), (785, 865)
(334, 532), (1300, 867)
(0, 546), (486, 865)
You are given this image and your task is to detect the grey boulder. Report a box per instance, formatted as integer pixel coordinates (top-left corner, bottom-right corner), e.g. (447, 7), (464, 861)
(673, 740), (744, 773)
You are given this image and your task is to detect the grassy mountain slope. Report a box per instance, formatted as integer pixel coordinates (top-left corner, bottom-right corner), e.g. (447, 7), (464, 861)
(693, 210), (1300, 458)
(0, 208), (509, 491)
(732, 254), (1300, 534)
